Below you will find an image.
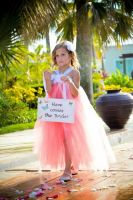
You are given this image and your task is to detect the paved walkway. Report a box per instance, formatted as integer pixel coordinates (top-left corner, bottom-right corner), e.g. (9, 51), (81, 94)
(0, 114), (133, 178)
(0, 114), (133, 199)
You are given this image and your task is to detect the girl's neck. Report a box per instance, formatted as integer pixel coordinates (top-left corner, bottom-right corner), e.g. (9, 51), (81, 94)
(58, 66), (72, 74)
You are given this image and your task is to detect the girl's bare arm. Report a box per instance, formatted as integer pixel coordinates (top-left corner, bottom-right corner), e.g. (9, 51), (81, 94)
(61, 70), (80, 97)
(44, 71), (52, 93)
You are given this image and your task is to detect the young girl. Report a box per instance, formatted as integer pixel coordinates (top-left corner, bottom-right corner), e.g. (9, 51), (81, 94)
(34, 41), (116, 181)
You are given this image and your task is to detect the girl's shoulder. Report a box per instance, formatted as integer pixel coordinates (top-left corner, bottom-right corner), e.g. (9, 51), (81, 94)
(71, 68), (80, 77)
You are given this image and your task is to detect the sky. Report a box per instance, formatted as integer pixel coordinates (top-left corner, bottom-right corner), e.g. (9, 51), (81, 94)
(28, 29), (77, 53)
(29, 30), (57, 52)
(29, 28), (133, 53)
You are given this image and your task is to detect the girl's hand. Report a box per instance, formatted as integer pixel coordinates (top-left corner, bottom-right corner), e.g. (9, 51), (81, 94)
(61, 70), (80, 97)
(44, 71), (52, 93)
(44, 71), (52, 81)
(61, 75), (72, 83)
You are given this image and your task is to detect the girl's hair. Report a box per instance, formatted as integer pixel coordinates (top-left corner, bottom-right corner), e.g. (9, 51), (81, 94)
(52, 41), (80, 69)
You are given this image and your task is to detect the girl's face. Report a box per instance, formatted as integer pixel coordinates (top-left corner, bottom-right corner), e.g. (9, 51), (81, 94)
(55, 47), (72, 68)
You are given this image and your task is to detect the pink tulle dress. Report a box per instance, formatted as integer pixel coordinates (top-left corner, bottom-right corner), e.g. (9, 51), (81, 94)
(34, 67), (116, 171)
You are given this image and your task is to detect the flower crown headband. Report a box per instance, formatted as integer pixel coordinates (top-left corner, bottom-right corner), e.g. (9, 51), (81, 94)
(65, 41), (75, 52)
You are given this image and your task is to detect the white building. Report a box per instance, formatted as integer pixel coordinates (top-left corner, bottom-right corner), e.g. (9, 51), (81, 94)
(103, 43), (133, 77)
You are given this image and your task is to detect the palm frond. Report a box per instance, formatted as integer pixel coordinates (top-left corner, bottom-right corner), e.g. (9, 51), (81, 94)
(56, 11), (76, 41)
(20, 0), (67, 41)
(91, 1), (133, 44)
(114, 12), (133, 41)
(90, 2), (107, 25)
(0, 39), (27, 72)
(0, 0), (67, 71)
(123, 0), (133, 15)
(108, 0), (133, 16)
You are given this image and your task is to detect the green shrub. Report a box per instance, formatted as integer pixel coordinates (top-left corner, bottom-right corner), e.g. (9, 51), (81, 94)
(4, 85), (44, 109)
(104, 70), (133, 88)
(28, 85), (45, 108)
(0, 91), (37, 127)
(92, 71), (104, 93)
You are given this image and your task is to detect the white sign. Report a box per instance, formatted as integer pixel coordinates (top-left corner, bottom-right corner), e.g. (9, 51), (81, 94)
(37, 98), (75, 123)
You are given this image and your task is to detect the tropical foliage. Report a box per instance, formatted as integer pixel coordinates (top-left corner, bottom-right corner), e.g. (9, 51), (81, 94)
(0, 44), (52, 129)
(92, 69), (133, 105)
(0, 0), (133, 103)
(104, 70), (133, 88)
(54, 1), (133, 101)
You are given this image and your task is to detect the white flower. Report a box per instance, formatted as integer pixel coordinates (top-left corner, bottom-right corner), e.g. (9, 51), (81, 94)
(65, 41), (75, 52)
(29, 191), (37, 198)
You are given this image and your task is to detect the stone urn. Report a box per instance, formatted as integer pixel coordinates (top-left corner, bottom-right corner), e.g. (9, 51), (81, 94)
(96, 90), (133, 130)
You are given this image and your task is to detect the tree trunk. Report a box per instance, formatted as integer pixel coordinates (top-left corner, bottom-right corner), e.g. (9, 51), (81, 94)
(76, 0), (93, 103)
(46, 29), (50, 53)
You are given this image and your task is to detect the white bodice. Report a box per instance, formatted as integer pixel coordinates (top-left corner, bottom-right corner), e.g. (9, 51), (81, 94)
(51, 67), (73, 84)
(43, 67), (73, 98)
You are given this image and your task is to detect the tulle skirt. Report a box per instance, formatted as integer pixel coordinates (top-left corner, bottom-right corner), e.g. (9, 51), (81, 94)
(34, 83), (116, 171)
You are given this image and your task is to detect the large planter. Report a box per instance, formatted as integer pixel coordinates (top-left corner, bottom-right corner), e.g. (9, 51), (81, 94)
(96, 90), (133, 130)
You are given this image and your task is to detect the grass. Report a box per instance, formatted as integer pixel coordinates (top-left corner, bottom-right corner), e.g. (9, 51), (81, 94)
(0, 122), (35, 135)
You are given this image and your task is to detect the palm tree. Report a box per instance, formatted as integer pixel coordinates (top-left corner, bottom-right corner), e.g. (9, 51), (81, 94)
(0, 0), (65, 70)
(0, 0), (133, 103)
(55, 0), (133, 102)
